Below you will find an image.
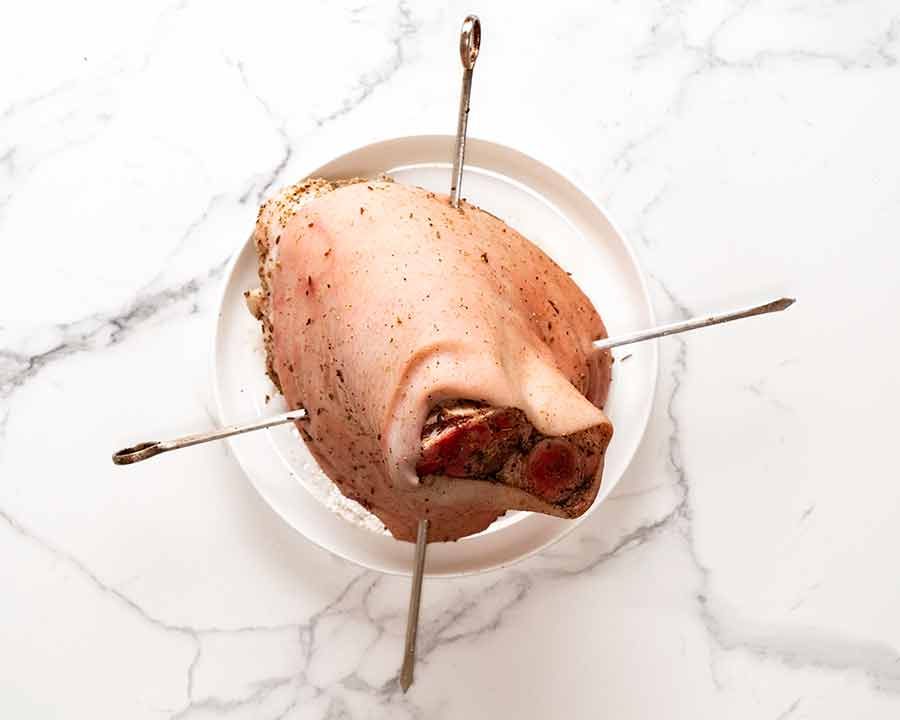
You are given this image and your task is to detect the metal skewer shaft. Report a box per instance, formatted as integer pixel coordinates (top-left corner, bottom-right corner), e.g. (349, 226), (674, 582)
(400, 518), (429, 693)
(111, 408), (307, 465)
(401, 15), (482, 694)
(111, 299), (794, 465)
(593, 297), (795, 352)
(449, 15), (481, 208)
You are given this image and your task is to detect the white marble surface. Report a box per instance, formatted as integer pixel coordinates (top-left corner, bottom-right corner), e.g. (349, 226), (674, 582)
(2, 1), (900, 717)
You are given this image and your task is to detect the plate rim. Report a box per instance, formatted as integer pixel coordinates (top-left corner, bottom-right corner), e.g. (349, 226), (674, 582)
(210, 134), (658, 577)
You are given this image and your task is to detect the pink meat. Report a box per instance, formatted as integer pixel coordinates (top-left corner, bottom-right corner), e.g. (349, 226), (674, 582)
(249, 178), (612, 542)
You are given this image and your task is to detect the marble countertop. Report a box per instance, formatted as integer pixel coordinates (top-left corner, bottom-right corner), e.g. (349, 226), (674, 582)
(3, 1), (900, 718)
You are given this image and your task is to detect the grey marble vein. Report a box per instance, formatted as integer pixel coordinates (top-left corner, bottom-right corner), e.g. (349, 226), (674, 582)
(775, 698), (803, 720)
(314, 1), (416, 128)
(606, 7), (900, 197)
(0, 146), (15, 177)
(775, 697), (802, 720)
(322, 695), (353, 720)
(789, 581), (821, 613)
(0, 260), (227, 404)
(230, 59), (293, 205)
(146, 192), (231, 282)
(700, 592), (900, 694)
(644, 276), (900, 696)
(539, 510), (680, 579)
(421, 573), (531, 652)
(600, 126), (665, 194)
(184, 637), (202, 708)
(271, 692), (303, 720)
(673, 9), (900, 119)
(744, 377), (793, 413)
(0, 78), (78, 122)
(264, 568), (538, 714)
(0, 405), (9, 443)
(641, 2), (900, 75)
(138, 0), (194, 75)
(0, 0), (193, 227)
(298, 572), (379, 672)
(0, 503), (381, 717)
(0, 507), (200, 641)
(171, 676), (296, 720)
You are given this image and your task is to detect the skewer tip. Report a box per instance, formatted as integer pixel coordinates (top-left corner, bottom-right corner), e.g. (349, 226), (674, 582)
(400, 671), (413, 694)
(771, 297), (796, 312)
(399, 518), (430, 693)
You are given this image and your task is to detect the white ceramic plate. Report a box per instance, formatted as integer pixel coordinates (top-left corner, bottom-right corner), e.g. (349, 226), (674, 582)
(212, 136), (656, 577)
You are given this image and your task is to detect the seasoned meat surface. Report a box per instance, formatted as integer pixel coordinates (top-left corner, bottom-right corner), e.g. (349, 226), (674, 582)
(249, 178), (612, 542)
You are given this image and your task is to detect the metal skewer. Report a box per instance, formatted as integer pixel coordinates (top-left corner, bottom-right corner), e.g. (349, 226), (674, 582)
(401, 14), (482, 694)
(111, 298), (794, 465)
(593, 297), (795, 352)
(111, 408), (306, 465)
(399, 518), (429, 693)
(450, 15), (481, 208)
